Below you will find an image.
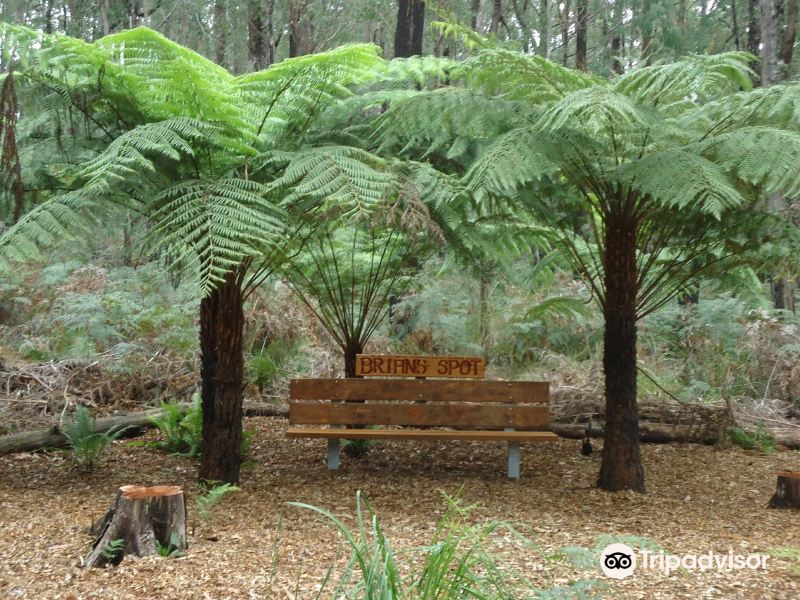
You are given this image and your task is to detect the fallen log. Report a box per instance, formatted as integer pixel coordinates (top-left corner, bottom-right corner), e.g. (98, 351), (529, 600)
(0, 402), (288, 455)
(84, 485), (187, 567)
(551, 422), (800, 449)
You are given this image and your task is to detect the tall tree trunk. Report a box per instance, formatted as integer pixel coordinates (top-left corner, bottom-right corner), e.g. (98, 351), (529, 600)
(763, 0), (779, 83)
(289, 0), (313, 57)
(473, 0), (488, 31)
(749, 0), (762, 56)
(490, 0), (503, 33)
(640, 0), (653, 65)
(198, 267), (246, 484)
(1, 71), (23, 225)
(542, 0), (553, 58)
(762, 0), (790, 309)
(597, 207), (645, 493)
(732, 0), (742, 50)
(248, 0), (265, 70)
(780, 0), (797, 75)
(611, 0), (624, 74)
(395, 0), (425, 57)
(576, 0), (588, 70)
(45, 0), (55, 34)
(561, 0), (570, 65)
(213, 1), (226, 65)
(265, 0), (276, 66)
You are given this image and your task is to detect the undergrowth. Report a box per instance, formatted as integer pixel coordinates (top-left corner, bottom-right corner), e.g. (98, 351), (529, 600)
(287, 492), (602, 599)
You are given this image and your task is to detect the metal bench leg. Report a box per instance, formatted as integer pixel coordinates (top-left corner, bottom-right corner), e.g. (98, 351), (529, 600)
(327, 438), (340, 470)
(505, 427), (519, 479)
(507, 443), (520, 479)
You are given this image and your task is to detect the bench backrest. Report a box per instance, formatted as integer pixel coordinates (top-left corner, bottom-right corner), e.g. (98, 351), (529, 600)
(289, 378), (551, 430)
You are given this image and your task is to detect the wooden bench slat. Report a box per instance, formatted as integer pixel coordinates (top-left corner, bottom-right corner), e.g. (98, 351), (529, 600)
(290, 378), (549, 403)
(289, 402), (550, 429)
(285, 427), (560, 443)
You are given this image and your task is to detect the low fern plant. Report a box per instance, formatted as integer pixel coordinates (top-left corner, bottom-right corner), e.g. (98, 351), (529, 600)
(729, 424), (776, 454)
(62, 405), (128, 471)
(149, 392), (255, 459)
(194, 481), (240, 525)
(149, 393), (202, 458)
(100, 538), (125, 564)
(155, 533), (186, 558)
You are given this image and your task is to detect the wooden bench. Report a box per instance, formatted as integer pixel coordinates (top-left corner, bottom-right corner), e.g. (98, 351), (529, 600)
(286, 354), (559, 479)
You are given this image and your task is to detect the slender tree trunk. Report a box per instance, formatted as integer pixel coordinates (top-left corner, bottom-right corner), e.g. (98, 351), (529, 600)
(265, 0), (276, 66)
(561, 0), (570, 65)
(248, 0), (264, 70)
(490, 0), (503, 33)
(45, 0), (55, 34)
(198, 267), (246, 484)
(749, 0), (762, 56)
(611, 0), (624, 74)
(473, 0), (488, 30)
(763, 0), (779, 83)
(576, 0), (588, 70)
(597, 206), (645, 493)
(543, 0), (553, 58)
(732, 0), (741, 50)
(213, 1), (225, 65)
(289, 0), (313, 57)
(762, 0), (790, 309)
(395, 0), (425, 57)
(780, 0), (797, 75)
(641, 0), (653, 64)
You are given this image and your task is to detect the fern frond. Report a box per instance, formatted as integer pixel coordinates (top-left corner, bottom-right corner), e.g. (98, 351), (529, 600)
(463, 127), (558, 199)
(265, 146), (394, 219)
(702, 127), (800, 197)
(615, 52), (755, 106)
(617, 149), (744, 217)
(458, 48), (599, 105)
(147, 178), (286, 293)
(0, 192), (100, 267)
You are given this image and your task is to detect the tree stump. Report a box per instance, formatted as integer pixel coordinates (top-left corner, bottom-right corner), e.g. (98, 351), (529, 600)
(767, 471), (800, 509)
(84, 485), (187, 567)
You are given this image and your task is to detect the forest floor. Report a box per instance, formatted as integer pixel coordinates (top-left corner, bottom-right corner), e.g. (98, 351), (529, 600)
(0, 416), (799, 600)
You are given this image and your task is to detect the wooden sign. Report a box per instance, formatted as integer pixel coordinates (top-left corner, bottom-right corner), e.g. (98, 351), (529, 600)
(355, 354), (485, 378)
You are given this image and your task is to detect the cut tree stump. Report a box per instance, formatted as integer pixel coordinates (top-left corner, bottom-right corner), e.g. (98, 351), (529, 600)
(767, 471), (800, 509)
(84, 485), (187, 567)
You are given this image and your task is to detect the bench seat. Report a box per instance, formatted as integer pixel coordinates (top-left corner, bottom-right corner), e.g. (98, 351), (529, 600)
(286, 427), (560, 443)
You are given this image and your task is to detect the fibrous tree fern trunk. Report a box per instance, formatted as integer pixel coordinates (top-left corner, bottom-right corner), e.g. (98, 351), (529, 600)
(597, 205), (645, 493)
(0, 71), (24, 225)
(199, 266), (246, 484)
(344, 339), (364, 378)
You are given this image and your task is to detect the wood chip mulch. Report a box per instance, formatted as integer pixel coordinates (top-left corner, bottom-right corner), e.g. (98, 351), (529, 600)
(0, 417), (798, 599)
